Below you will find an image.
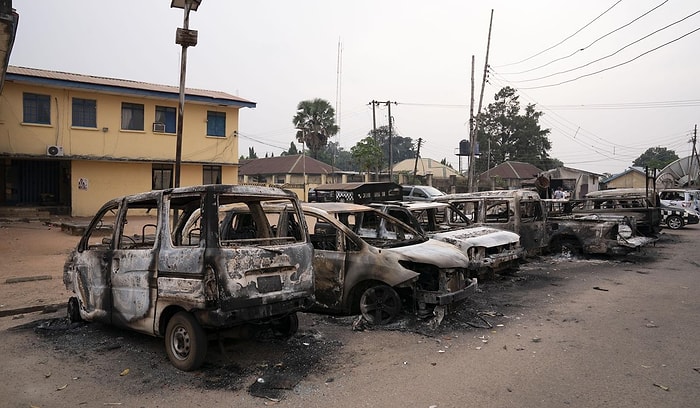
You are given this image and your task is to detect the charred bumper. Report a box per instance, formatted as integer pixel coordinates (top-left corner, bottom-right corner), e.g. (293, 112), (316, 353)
(416, 277), (478, 306)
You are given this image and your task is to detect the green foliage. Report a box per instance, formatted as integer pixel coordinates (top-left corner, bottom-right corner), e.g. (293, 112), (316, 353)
(632, 146), (679, 170)
(474, 87), (558, 173)
(314, 141), (357, 171)
(281, 142), (299, 156)
(351, 136), (384, 177)
(369, 125), (415, 166)
(292, 98), (339, 159)
(240, 146), (258, 160)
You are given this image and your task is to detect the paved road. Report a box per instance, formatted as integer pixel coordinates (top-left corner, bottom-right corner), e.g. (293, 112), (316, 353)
(1, 225), (698, 407)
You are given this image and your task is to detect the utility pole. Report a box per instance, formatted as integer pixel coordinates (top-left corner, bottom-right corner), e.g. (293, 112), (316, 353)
(690, 124), (699, 187)
(468, 55), (475, 192)
(370, 100), (379, 181)
(474, 9), (494, 187)
(413, 138), (423, 184)
(387, 101), (393, 181)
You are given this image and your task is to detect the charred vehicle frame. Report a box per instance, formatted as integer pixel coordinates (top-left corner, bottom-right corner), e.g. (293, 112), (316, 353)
(299, 202), (477, 324)
(63, 185), (314, 371)
(543, 199), (658, 255)
(369, 201), (523, 277)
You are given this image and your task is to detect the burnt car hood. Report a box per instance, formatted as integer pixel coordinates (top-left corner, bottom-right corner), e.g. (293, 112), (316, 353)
(387, 238), (469, 268)
(430, 226), (520, 248)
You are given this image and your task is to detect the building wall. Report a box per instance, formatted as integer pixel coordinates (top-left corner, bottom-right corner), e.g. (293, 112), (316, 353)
(0, 81), (239, 161)
(0, 75), (242, 216)
(605, 172), (647, 189)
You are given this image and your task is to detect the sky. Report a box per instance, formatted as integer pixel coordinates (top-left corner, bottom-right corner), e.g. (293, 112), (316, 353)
(8, 0), (700, 175)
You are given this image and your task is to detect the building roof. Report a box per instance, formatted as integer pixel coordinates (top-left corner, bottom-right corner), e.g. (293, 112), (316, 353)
(238, 154), (335, 176)
(479, 161), (543, 181)
(540, 166), (605, 178)
(392, 158), (462, 178)
(601, 167), (646, 184)
(5, 66), (256, 108)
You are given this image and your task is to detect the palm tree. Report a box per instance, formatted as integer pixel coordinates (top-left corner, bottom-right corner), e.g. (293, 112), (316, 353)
(292, 99), (339, 159)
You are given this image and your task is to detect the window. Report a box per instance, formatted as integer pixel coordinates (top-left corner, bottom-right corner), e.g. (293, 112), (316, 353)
(152, 164), (173, 190)
(121, 102), (144, 131)
(203, 165), (221, 184)
(155, 106), (176, 133)
(206, 111), (226, 137)
(72, 98), (97, 128)
(23, 93), (51, 124)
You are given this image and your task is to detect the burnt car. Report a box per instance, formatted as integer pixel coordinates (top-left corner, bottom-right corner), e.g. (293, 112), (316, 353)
(543, 199), (658, 255)
(370, 201), (523, 276)
(580, 188), (662, 237)
(438, 189), (549, 256)
(63, 185), (314, 371)
(299, 202), (477, 324)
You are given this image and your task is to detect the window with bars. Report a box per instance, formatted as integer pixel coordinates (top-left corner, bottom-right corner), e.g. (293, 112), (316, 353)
(203, 165), (222, 184)
(72, 98), (97, 128)
(152, 164), (173, 190)
(23, 93), (51, 124)
(206, 111), (226, 137)
(155, 106), (176, 133)
(121, 102), (145, 131)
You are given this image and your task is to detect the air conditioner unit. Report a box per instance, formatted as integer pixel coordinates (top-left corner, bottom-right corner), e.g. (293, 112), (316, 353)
(153, 122), (166, 133)
(46, 145), (64, 157)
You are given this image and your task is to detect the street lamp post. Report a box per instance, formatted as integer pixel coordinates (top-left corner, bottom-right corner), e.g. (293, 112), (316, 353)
(171, 0), (201, 188)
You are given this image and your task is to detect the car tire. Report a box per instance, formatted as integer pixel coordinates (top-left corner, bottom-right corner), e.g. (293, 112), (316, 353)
(549, 236), (581, 256)
(359, 284), (401, 325)
(666, 215), (684, 230)
(67, 296), (82, 323)
(270, 313), (299, 339)
(165, 311), (207, 371)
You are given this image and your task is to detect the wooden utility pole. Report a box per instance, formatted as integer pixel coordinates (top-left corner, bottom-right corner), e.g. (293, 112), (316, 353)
(690, 124), (699, 187)
(472, 9), (494, 187)
(413, 138), (423, 183)
(387, 101), (393, 180)
(468, 55), (475, 192)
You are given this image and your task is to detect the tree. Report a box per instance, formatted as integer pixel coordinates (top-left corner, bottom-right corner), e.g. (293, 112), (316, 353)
(369, 125), (415, 167)
(315, 141), (357, 171)
(351, 136), (383, 180)
(475, 87), (558, 173)
(239, 146), (258, 160)
(292, 98), (339, 159)
(633, 147), (679, 170)
(281, 142), (299, 156)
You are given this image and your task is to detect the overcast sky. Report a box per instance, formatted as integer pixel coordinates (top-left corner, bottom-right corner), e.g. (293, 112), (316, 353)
(9, 0), (700, 174)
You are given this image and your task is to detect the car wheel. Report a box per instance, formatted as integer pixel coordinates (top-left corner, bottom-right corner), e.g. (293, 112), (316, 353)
(67, 296), (82, 323)
(549, 237), (581, 256)
(270, 313), (299, 339)
(359, 284), (401, 325)
(165, 311), (207, 371)
(666, 215), (684, 230)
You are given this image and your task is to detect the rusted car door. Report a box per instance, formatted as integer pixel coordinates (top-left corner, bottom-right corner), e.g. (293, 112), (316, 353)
(68, 202), (121, 323)
(109, 197), (160, 331)
(306, 213), (350, 310)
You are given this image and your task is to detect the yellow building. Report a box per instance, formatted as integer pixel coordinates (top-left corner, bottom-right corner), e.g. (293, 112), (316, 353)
(0, 66), (254, 216)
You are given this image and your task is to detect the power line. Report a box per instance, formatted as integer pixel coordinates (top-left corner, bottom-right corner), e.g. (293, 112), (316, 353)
(516, 25), (700, 90)
(499, 10), (700, 85)
(495, 0), (623, 68)
(499, 0), (670, 75)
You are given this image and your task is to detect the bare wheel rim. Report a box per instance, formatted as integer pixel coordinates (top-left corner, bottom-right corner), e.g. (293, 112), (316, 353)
(170, 325), (191, 361)
(360, 285), (401, 325)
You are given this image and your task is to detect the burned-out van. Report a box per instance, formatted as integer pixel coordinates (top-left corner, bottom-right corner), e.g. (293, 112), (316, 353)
(63, 185), (314, 371)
